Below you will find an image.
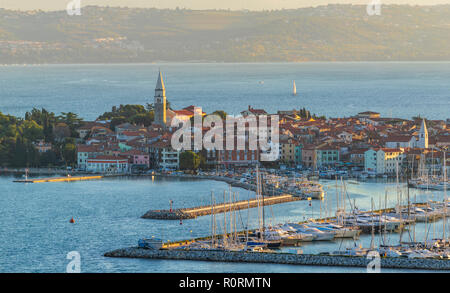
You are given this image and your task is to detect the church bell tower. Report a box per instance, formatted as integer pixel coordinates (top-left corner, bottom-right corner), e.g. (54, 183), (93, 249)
(154, 70), (167, 126)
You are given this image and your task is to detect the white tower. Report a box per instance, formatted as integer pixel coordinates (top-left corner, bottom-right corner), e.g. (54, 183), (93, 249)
(154, 70), (166, 126)
(417, 119), (428, 149)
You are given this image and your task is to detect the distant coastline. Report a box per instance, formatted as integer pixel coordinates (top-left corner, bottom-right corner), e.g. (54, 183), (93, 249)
(2, 61), (450, 67)
(1, 5), (449, 64)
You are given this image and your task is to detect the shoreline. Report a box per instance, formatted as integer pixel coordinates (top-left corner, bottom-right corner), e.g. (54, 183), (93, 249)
(104, 247), (450, 271)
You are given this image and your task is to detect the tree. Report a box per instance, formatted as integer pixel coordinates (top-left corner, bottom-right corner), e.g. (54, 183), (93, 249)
(179, 151), (201, 170)
(212, 110), (227, 120)
(21, 120), (44, 142)
(62, 142), (76, 166)
(130, 112), (154, 127)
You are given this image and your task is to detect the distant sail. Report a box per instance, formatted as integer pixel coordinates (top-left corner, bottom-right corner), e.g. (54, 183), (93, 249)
(293, 80), (297, 95)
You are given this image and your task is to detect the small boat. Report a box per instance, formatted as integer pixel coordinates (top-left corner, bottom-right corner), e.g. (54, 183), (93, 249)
(69, 217), (75, 224)
(293, 80), (297, 96)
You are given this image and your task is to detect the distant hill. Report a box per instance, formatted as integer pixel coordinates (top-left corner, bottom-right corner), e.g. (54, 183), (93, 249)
(0, 4), (449, 63)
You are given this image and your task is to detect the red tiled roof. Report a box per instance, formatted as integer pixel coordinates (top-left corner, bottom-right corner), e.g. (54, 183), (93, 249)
(384, 135), (412, 142)
(76, 145), (99, 153)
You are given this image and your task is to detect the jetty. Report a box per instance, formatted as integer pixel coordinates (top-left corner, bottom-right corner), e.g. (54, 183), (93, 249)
(104, 247), (450, 271)
(13, 175), (103, 183)
(141, 194), (302, 220)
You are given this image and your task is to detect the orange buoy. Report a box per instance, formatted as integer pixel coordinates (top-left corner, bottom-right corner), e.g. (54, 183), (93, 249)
(70, 217), (75, 223)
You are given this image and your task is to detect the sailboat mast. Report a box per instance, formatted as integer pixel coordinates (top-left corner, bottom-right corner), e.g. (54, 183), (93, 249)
(211, 191), (214, 246)
(260, 174), (266, 232)
(443, 149), (447, 242)
(223, 190), (227, 244)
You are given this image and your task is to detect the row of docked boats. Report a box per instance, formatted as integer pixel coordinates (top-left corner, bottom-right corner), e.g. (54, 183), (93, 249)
(409, 178), (448, 191)
(330, 239), (450, 259)
(397, 201), (450, 222)
(259, 173), (325, 199)
(254, 221), (361, 246)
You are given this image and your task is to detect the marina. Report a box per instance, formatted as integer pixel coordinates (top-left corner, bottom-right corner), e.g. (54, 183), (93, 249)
(1, 172), (449, 272)
(108, 164), (449, 269)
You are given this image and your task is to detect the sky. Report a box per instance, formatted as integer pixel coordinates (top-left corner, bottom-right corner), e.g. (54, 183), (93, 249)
(1, 0), (450, 11)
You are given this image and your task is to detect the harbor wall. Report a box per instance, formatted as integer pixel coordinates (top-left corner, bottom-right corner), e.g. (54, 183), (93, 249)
(141, 194), (301, 220)
(104, 247), (450, 271)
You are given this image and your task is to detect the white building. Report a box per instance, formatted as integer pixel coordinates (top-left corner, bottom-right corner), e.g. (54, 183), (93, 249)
(364, 148), (405, 175)
(77, 145), (101, 170)
(385, 136), (415, 149)
(150, 136), (180, 170)
(86, 156), (129, 173)
(414, 119), (428, 149)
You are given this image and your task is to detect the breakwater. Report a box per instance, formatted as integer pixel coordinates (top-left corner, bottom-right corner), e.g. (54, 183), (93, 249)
(104, 247), (450, 270)
(141, 194), (301, 220)
(13, 175), (104, 183)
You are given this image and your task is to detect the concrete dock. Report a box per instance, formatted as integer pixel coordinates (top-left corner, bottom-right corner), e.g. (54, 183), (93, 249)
(104, 247), (450, 271)
(141, 194), (302, 220)
(13, 175), (103, 183)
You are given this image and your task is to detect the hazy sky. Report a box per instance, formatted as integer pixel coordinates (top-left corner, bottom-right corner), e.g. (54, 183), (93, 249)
(1, 0), (450, 11)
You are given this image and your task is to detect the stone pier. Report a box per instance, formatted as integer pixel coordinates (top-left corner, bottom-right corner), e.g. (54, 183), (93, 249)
(104, 247), (450, 271)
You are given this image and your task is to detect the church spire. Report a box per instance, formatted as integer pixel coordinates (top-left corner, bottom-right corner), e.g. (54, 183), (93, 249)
(420, 118), (427, 135)
(156, 70), (165, 91)
(154, 70), (167, 126)
(417, 118), (428, 149)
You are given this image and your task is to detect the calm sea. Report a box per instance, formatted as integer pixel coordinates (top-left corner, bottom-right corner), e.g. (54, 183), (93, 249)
(0, 175), (447, 273)
(0, 62), (449, 120)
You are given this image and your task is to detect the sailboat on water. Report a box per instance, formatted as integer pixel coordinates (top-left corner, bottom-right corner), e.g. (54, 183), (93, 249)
(293, 80), (297, 96)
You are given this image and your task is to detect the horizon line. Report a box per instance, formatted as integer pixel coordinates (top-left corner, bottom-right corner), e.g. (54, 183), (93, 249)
(1, 3), (450, 12)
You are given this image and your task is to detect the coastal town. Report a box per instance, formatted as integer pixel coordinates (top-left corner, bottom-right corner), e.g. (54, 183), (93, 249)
(1, 71), (449, 271)
(65, 72), (450, 180)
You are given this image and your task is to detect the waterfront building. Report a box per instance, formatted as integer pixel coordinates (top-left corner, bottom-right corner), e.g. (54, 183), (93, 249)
(301, 144), (317, 169)
(349, 149), (367, 168)
(218, 149), (260, 168)
(295, 143), (303, 166)
(122, 150), (150, 169)
(315, 144), (340, 168)
(77, 145), (101, 170)
(86, 156), (129, 173)
(280, 137), (297, 165)
(149, 134), (180, 170)
(364, 148), (405, 174)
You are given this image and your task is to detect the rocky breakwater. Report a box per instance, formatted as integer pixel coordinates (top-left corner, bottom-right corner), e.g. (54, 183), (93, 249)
(104, 247), (450, 271)
(141, 209), (193, 220)
(141, 194), (301, 220)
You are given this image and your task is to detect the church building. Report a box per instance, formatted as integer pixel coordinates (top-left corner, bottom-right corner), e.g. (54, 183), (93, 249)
(153, 71), (205, 128)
